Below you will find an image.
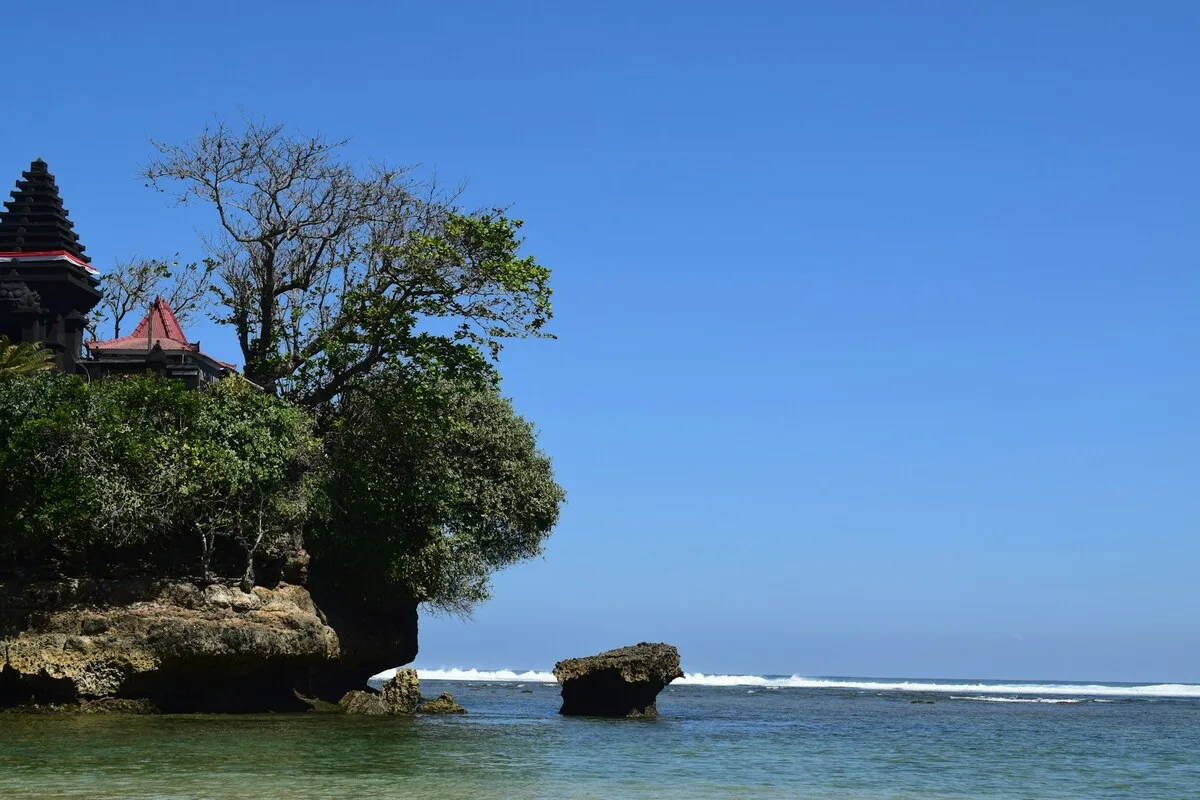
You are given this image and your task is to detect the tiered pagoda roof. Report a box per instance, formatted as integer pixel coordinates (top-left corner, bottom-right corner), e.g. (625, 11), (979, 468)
(0, 159), (93, 270)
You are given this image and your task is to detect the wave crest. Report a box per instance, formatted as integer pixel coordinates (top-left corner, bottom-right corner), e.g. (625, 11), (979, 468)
(677, 674), (1200, 697)
(373, 667), (558, 683)
(372, 668), (1200, 699)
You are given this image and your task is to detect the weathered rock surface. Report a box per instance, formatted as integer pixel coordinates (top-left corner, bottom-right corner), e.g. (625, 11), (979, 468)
(338, 689), (388, 715)
(1, 697), (159, 714)
(339, 668), (421, 715)
(379, 668), (422, 714)
(416, 691), (467, 714)
(553, 642), (683, 718)
(0, 579), (340, 712)
(295, 582), (419, 703)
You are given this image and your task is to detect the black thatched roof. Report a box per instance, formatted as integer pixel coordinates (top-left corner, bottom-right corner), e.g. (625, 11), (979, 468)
(0, 159), (89, 263)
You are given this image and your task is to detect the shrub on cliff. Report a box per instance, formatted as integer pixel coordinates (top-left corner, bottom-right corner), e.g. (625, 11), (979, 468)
(0, 372), (319, 581)
(309, 369), (564, 614)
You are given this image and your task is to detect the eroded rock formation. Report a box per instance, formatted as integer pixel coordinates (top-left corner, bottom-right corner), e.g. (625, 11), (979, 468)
(296, 582), (419, 703)
(0, 577), (419, 713)
(338, 668), (422, 715)
(553, 641), (683, 717)
(416, 691), (467, 714)
(379, 667), (422, 714)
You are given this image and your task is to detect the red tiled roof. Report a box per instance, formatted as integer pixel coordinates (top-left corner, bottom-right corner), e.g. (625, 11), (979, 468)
(130, 296), (188, 342)
(89, 298), (238, 372)
(90, 297), (197, 353)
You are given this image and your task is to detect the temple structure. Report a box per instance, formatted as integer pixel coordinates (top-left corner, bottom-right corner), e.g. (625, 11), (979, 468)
(0, 159), (102, 372)
(87, 296), (234, 388)
(0, 158), (234, 387)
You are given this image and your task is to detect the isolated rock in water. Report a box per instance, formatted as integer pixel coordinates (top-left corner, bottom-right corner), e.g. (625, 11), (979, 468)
(553, 642), (683, 717)
(416, 691), (467, 714)
(340, 668), (422, 715)
(380, 668), (422, 714)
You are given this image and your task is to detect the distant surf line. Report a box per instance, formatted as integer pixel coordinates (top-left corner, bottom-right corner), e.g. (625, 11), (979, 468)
(372, 668), (1200, 699)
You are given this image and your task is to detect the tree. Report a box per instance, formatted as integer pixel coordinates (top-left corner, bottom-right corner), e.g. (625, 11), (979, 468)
(143, 118), (553, 408)
(182, 377), (321, 586)
(91, 256), (215, 340)
(111, 118), (566, 616)
(0, 336), (53, 379)
(0, 372), (319, 583)
(309, 370), (565, 614)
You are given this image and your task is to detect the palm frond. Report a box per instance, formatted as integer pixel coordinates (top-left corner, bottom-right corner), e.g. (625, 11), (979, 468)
(0, 335), (55, 379)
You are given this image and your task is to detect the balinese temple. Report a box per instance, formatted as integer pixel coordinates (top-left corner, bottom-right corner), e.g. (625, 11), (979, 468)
(0, 158), (234, 387)
(0, 159), (102, 372)
(88, 296), (235, 388)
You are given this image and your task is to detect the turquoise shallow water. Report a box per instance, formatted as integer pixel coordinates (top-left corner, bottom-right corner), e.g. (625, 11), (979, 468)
(1, 679), (1198, 799)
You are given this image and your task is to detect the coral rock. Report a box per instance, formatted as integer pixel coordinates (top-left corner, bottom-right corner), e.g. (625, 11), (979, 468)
(338, 690), (388, 715)
(339, 668), (422, 715)
(380, 668), (422, 714)
(553, 642), (683, 718)
(416, 691), (467, 714)
(0, 579), (339, 713)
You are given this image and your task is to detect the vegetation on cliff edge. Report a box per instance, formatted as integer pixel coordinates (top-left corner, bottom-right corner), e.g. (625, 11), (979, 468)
(311, 369), (564, 614)
(0, 372), (318, 584)
(1, 117), (565, 616)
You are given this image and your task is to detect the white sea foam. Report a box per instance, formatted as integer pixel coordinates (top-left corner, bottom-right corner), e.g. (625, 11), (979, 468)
(950, 696), (1086, 704)
(386, 668), (1200, 699)
(675, 674), (1200, 698)
(373, 667), (558, 683)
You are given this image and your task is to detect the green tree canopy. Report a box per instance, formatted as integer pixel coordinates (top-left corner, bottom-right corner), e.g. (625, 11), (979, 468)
(0, 372), (319, 583)
(309, 370), (565, 614)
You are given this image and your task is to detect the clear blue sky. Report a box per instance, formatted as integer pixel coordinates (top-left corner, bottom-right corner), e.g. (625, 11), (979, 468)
(3, 1), (1197, 682)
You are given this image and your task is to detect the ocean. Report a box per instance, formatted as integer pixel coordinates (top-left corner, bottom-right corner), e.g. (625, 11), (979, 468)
(1, 671), (1197, 799)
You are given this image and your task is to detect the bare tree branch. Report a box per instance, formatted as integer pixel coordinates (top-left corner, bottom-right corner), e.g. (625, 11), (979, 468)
(92, 256), (216, 341)
(143, 116), (553, 407)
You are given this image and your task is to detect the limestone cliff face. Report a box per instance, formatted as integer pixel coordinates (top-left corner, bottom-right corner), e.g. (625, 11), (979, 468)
(0, 578), (416, 712)
(298, 583), (419, 702)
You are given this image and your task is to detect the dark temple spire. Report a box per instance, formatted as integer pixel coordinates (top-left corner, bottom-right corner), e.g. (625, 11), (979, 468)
(0, 159), (90, 263)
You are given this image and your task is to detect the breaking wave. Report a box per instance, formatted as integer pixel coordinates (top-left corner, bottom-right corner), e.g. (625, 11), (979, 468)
(949, 696), (1087, 704)
(373, 667), (557, 683)
(382, 668), (1200, 699)
(674, 674), (1200, 698)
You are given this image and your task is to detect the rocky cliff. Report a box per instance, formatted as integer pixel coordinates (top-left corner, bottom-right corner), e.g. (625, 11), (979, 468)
(0, 577), (417, 712)
(297, 582), (419, 702)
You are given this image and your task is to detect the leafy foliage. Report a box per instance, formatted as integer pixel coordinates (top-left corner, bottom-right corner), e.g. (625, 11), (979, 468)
(0, 372), (319, 582)
(309, 370), (565, 614)
(0, 335), (54, 378)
